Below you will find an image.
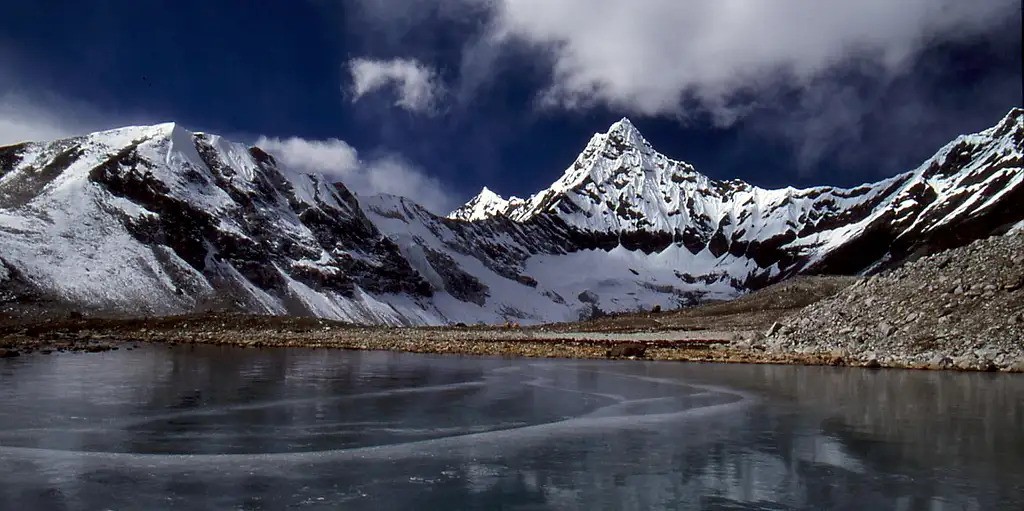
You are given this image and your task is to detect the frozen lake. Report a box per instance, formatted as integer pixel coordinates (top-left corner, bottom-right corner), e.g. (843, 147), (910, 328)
(1, 344), (1022, 509)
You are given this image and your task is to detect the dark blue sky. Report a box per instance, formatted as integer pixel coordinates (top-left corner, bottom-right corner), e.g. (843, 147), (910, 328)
(0, 1), (1020, 211)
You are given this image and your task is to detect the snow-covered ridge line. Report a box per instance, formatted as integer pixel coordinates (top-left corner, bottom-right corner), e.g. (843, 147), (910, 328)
(1, 108), (1022, 325)
(451, 109), (1024, 230)
(448, 108), (1023, 270)
(0, 122), (441, 325)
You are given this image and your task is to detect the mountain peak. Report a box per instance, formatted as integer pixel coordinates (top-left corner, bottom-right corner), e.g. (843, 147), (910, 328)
(448, 186), (520, 221)
(604, 116), (649, 149)
(477, 186), (501, 201)
(609, 117), (637, 131)
(606, 116), (638, 136)
(610, 116), (634, 129)
(153, 121), (178, 132)
(76, 122), (195, 148)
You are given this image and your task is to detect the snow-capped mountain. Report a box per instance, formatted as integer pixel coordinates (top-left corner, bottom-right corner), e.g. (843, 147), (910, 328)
(0, 123), (437, 324)
(1, 109), (1022, 325)
(450, 111), (1024, 282)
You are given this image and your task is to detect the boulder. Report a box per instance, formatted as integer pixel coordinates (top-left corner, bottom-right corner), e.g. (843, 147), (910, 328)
(514, 275), (538, 288)
(878, 322), (896, 337)
(606, 343), (647, 359)
(927, 354), (952, 369)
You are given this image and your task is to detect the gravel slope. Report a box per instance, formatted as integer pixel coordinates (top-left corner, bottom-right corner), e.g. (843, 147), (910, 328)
(764, 231), (1024, 371)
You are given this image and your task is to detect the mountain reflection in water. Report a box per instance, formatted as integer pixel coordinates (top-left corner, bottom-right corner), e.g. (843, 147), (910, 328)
(0, 345), (1021, 510)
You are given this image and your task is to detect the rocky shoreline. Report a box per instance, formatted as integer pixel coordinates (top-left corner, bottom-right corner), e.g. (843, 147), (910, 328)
(0, 313), (1019, 372)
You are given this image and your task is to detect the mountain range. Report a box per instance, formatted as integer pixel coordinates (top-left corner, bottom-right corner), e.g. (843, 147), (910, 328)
(1, 109), (1021, 324)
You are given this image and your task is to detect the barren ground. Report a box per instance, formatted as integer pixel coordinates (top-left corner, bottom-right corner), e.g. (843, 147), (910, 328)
(0, 276), (893, 369)
(1, 274), (1016, 371)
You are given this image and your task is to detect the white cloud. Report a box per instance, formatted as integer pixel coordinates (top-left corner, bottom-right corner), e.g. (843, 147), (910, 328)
(348, 58), (444, 114)
(253, 136), (361, 173)
(255, 135), (455, 213)
(485, 0), (1018, 119)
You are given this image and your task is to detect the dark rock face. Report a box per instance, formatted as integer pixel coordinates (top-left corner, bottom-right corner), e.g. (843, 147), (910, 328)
(515, 275), (538, 288)
(422, 247), (488, 305)
(0, 142), (29, 179)
(0, 141), (84, 208)
(606, 343), (646, 358)
(0, 257), (44, 309)
(89, 141), (216, 273)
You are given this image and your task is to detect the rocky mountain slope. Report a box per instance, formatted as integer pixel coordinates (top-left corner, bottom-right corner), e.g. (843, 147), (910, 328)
(0, 124), (435, 324)
(1, 109), (1022, 325)
(763, 229), (1024, 371)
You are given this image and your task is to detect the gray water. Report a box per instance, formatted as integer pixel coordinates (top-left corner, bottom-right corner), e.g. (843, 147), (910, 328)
(0, 345), (1021, 510)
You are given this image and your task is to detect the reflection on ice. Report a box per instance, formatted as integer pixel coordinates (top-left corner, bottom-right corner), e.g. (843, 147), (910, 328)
(0, 362), (750, 463)
(0, 345), (1021, 510)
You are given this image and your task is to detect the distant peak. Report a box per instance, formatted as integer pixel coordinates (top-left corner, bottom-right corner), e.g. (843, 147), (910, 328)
(477, 186), (500, 199)
(1000, 106), (1023, 126)
(472, 186), (510, 208)
(448, 186), (514, 220)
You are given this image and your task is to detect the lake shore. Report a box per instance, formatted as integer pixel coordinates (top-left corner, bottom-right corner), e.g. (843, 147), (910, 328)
(1, 313), (1020, 372)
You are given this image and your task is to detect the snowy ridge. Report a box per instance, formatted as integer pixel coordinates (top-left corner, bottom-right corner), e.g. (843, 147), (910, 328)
(0, 123), (440, 324)
(449, 108), (1024, 281)
(1, 108), (1022, 325)
(364, 193), (740, 324)
(448, 186), (524, 221)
